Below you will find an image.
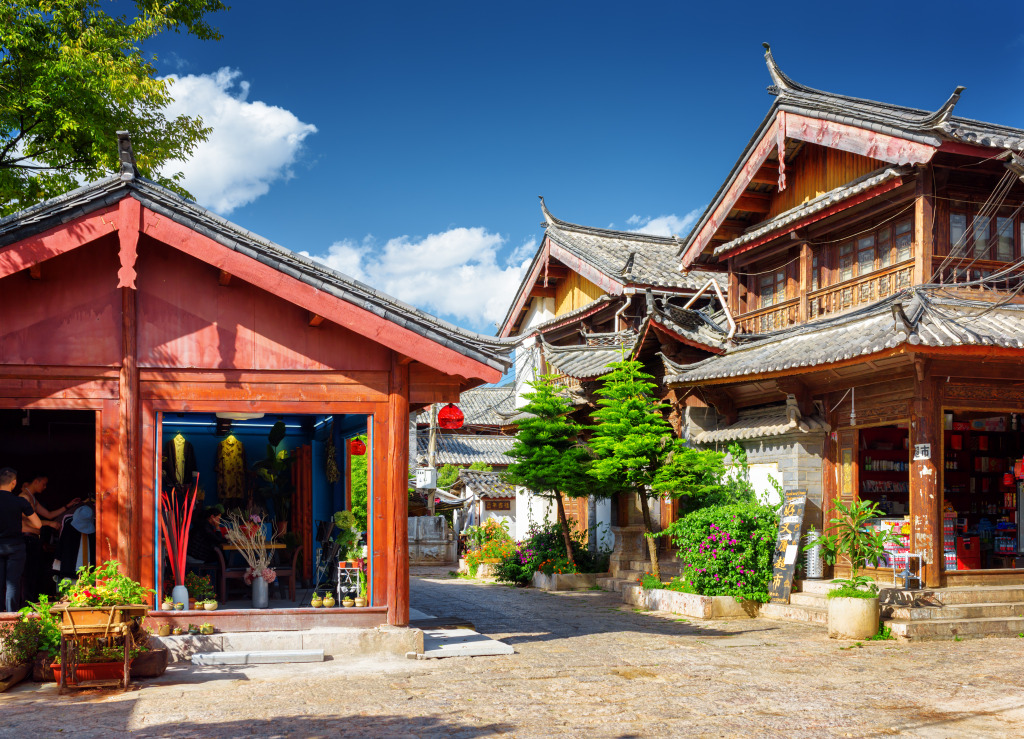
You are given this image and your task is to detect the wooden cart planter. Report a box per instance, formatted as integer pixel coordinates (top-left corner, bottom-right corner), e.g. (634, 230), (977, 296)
(50, 605), (148, 694)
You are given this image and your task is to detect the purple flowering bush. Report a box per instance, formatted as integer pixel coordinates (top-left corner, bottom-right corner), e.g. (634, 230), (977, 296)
(660, 502), (778, 602)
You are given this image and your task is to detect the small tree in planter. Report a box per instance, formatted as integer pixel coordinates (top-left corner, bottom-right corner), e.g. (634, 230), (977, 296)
(503, 375), (602, 570)
(817, 497), (896, 639)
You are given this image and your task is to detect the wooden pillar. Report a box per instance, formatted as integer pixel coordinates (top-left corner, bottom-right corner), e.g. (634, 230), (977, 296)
(727, 258), (739, 316)
(910, 360), (942, 587)
(97, 400), (121, 564)
(913, 165), (934, 285)
(798, 241), (812, 323)
(370, 406), (389, 610)
(387, 353), (411, 626)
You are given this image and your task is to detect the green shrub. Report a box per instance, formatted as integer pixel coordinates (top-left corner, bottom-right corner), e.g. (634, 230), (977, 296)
(639, 574), (693, 593)
(493, 520), (611, 586)
(0, 617), (41, 665)
(660, 502), (778, 603)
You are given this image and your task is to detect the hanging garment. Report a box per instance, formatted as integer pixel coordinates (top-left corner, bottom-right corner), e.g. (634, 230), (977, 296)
(325, 423), (340, 483)
(163, 434), (197, 488)
(215, 435), (247, 506)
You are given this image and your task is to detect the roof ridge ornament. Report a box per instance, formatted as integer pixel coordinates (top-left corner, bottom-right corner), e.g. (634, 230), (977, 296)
(762, 43), (801, 95)
(919, 86), (966, 129)
(116, 131), (139, 181)
(538, 195), (555, 226)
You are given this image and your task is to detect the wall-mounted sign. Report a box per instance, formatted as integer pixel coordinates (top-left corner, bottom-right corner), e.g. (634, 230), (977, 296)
(484, 500), (511, 511)
(768, 493), (807, 605)
(913, 443), (931, 461)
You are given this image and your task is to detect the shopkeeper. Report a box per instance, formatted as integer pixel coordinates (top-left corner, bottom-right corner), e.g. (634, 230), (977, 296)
(20, 474), (80, 603)
(0, 468), (44, 612)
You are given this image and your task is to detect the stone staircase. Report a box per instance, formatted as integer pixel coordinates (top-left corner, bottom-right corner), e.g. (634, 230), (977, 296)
(597, 558), (681, 594)
(760, 580), (1024, 640)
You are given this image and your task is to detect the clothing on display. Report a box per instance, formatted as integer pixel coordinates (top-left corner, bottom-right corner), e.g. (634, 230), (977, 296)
(164, 433), (198, 487)
(215, 435), (247, 505)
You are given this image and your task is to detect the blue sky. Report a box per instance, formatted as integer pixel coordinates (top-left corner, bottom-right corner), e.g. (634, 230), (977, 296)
(144, 1), (1024, 333)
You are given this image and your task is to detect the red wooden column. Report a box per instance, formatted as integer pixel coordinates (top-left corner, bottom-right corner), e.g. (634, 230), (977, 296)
(910, 360), (942, 587)
(117, 198), (142, 577)
(97, 399), (121, 565)
(386, 353), (411, 626)
(370, 406), (390, 610)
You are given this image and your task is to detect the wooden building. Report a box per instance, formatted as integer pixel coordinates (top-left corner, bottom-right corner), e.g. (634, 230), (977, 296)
(0, 134), (511, 625)
(665, 46), (1024, 589)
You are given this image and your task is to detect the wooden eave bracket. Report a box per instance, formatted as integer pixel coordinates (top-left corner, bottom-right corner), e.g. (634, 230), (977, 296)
(702, 388), (738, 426)
(218, 270), (232, 286)
(776, 377), (814, 417)
(308, 313), (325, 327)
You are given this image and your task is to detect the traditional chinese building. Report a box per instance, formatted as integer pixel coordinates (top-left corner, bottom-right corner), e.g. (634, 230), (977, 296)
(666, 45), (1024, 592)
(0, 134), (511, 626)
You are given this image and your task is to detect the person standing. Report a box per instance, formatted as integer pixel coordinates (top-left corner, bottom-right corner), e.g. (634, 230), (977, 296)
(1, 468), (44, 612)
(19, 474), (79, 603)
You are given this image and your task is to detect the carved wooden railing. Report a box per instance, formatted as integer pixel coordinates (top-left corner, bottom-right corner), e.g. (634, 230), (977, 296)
(930, 256), (1024, 292)
(735, 298), (799, 334)
(807, 260), (914, 321)
(547, 370), (582, 390)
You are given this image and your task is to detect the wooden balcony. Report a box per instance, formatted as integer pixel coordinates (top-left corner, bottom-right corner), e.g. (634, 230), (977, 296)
(547, 370), (582, 390)
(807, 260), (914, 321)
(931, 256), (1024, 292)
(736, 298), (799, 334)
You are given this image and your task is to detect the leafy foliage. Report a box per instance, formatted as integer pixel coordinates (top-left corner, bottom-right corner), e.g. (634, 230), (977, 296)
(252, 422), (295, 523)
(0, 0), (227, 214)
(639, 574), (692, 593)
(504, 375), (604, 567)
(59, 561), (153, 607)
(0, 616), (40, 665)
(350, 435), (368, 532)
(492, 520), (611, 586)
(818, 497), (895, 592)
(184, 572), (216, 602)
(465, 519), (514, 576)
(333, 510), (362, 560)
(17, 595), (60, 659)
(660, 502), (779, 603)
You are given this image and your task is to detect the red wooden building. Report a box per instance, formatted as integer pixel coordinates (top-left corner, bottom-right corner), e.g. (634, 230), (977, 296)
(0, 134), (511, 626)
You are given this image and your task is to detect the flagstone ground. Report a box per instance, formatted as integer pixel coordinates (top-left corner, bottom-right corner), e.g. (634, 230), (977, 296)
(2, 568), (1023, 737)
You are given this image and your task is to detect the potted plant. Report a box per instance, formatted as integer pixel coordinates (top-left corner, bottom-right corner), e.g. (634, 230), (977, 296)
(185, 572), (216, 606)
(818, 497), (896, 639)
(173, 601), (184, 611)
(354, 579), (367, 608)
(341, 595), (355, 608)
(160, 479), (200, 608)
(156, 623), (172, 637)
(310, 594), (323, 608)
(322, 592), (336, 608)
(252, 421), (295, 530)
(171, 626), (183, 636)
(333, 510), (361, 567)
(203, 599), (218, 611)
(199, 623), (215, 635)
(161, 596), (174, 611)
(224, 509), (278, 609)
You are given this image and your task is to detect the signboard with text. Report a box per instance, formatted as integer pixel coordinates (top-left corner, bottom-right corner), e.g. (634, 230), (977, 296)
(768, 492), (807, 605)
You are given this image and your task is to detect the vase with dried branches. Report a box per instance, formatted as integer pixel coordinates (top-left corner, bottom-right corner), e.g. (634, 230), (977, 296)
(224, 509), (278, 608)
(160, 478), (200, 608)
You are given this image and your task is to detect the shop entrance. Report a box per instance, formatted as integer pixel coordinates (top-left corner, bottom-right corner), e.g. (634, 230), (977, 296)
(942, 410), (1022, 571)
(856, 423), (912, 573)
(0, 409), (96, 607)
(158, 411), (369, 608)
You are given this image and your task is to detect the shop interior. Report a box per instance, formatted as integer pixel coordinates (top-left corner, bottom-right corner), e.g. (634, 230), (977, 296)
(0, 409), (97, 608)
(160, 412), (369, 608)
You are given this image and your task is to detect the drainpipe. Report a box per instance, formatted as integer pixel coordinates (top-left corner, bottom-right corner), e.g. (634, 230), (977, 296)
(682, 278), (737, 340)
(614, 291), (634, 332)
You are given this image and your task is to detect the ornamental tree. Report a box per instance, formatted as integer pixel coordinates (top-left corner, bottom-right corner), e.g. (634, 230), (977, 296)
(588, 358), (678, 580)
(503, 375), (600, 569)
(0, 0), (228, 215)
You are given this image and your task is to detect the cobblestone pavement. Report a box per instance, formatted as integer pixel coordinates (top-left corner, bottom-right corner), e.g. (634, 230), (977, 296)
(3, 569), (1024, 738)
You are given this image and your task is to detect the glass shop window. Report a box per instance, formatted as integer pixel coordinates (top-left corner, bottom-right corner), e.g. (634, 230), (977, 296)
(895, 219), (913, 262)
(839, 243), (854, 282)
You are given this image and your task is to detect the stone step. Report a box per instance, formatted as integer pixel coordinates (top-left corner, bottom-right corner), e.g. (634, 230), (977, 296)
(597, 577), (635, 594)
(627, 560), (681, 575)
(795, 579), (841, 595)
(934, 587), (1024, 605)
(790, 592), (827, 607)
(886, 615), (1024, 641)
(760, 602), (828, 626)
(887, 601), (1024, 621)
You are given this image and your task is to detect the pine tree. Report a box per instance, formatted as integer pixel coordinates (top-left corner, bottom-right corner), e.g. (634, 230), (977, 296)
(588, 358), (676, 580)
(503, 375), (596, 568)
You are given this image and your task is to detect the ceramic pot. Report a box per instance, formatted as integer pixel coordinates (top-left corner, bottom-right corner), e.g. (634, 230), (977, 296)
(342, 598), (355, 608)
(160, 602), (173, 611)
(199, 624), (215, 635)
(171, 584), (189, 609)
(172, 627), (183, 636)
(827, 596), (880, 640)
(157, 624), (172, 637)
(354, 597), (366, 608)
(311, 596), (323, 608)
(173, 602), (184, 611)
(323, 595), (336, 608)
(252, 577), (269, 609)
(204, 602), (218, 611)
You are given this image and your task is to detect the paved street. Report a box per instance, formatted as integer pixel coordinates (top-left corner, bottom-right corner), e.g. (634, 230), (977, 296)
(3, 569), (1024, 737)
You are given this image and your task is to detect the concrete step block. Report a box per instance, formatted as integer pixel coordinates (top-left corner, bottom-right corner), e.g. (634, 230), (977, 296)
(790, 592), (827, 607)
(935, 587), (1024, 605)
(192, 649), (325, 666)
(759, 602), (827, 626)
(795, 579), (841, 595)
(888, 602), (1024, 621)
(886, 615), (1024, 641)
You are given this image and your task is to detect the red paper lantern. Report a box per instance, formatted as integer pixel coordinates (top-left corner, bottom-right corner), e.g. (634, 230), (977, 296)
(349, 439), (366, 456)
(437, 403), (464, 430)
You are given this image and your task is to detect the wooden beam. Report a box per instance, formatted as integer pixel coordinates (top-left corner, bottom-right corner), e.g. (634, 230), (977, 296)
(387, 352), (410, 626)
(0, 204), (119, 280)
(529, 286), (556, 298)
(785, 113), (937, 166)
(913, 165), (934, 285)
(218, 270), (232, 286)
(910, 366), (941, 587)
(702, 388), (738, 426)
(797, 241), (812, 323)
(733, 193), (772, 212)
(308, 313), (325, 327)
(776, 376), (814, 417)
(117, 196), (142, 578)
(28, 264), (41, 280)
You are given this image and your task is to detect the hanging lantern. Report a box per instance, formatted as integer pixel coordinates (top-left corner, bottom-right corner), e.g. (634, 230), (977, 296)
(437, 403), (464, 430)
(349, 439), (366, 456)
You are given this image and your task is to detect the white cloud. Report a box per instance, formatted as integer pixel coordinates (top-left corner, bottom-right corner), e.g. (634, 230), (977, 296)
(160, 67), (317, 214)
(626, 208), (702, 237)
(306, 229), (535, 331)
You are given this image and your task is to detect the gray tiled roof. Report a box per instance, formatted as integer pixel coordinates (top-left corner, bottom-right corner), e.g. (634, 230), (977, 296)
(712, 166), (910, 257)
(416, 433), (517, 466)
(680, 45), (1024, 264)
(541, 331), (637, 380)
(649, 302), (729, 353)
(523, 294), (617, 336)
(664, 291), (1024, 385)
(415, 387), (515, 427)
(0, 175), (514, 374)
(450, 469), (517, 499)
(689, 400), (830, 444)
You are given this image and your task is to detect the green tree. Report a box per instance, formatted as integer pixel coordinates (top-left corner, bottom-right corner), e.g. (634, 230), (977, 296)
(503, 375), (598, 568)
(350, 435), (368, 532)
(654, 441), (758, 516)
(588, 358), (677, 580)
(0, 0), (228, 214)
(437, 461), (492, 491)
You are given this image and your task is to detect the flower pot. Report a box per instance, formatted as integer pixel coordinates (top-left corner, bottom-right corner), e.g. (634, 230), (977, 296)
(827, 596), (880, 640)
(342, 598), (354, 608)
(354, 597), (366, 608)
(252, 577), (269, 609)
(199, 624), (215, 635)
(204, 602), (218, 611)
(52, 661), (124, 685)
(172, 627), (183, 636)
(157, 624), (172, 637)
(310, 596), (323, 608)
(160, 602), (174, 611)
(131, 649), (168, 679)
(173, 602), (184, 611)
(323, 595), (336, 608)
(171, 584), (189, 609)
